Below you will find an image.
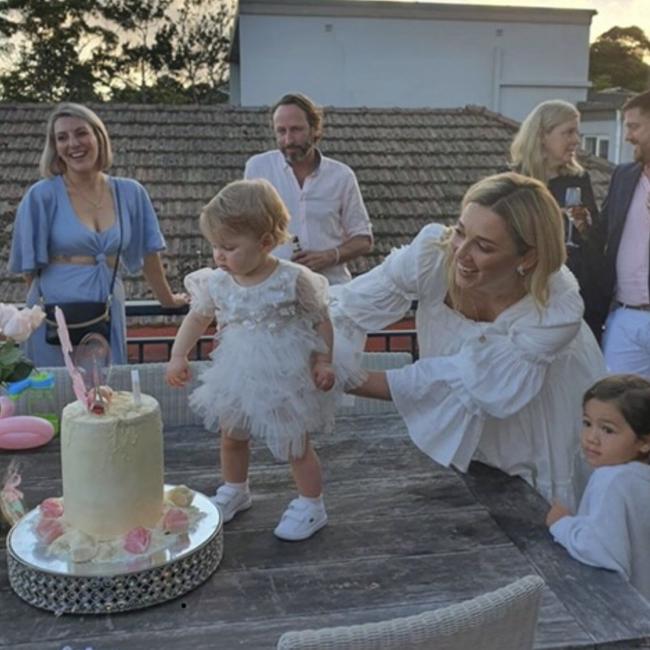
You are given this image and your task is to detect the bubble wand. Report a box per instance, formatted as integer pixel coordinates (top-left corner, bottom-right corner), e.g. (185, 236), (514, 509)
(54, 307), (90, 411)
(74, 333), (112, 415)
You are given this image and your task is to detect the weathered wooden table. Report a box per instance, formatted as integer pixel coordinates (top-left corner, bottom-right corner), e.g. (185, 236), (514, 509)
(2, 414), (650, 649)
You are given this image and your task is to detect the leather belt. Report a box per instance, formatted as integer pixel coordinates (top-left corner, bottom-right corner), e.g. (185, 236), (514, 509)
(616, 301), (650, 312)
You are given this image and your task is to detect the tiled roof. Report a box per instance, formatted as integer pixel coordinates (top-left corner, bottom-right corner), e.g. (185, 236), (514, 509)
(0, 103), (613, 303)
(579, 88), (636, 113)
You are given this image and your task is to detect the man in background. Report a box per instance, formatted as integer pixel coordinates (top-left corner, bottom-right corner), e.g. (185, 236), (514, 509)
(601, 89), (650, 376)
(244, 93), (372, 285)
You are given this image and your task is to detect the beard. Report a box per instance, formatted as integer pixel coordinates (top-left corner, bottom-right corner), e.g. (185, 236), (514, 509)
(633, 142), (650, 165)
(281, 140), (314, 165)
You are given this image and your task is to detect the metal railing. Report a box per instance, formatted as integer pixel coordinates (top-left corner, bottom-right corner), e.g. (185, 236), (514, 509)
(125, 301), (419, 363)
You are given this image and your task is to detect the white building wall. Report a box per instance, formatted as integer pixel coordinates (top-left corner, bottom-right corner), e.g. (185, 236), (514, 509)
(236, 11), (591, 121)
(581, 116), (635, 164)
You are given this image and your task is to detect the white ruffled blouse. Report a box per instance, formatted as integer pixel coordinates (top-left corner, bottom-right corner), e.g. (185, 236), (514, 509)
(332, 223), (607, 507)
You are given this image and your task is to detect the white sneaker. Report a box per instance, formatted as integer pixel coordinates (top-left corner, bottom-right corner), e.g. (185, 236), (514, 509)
(211, 485), (252, 523)
(273, 498), (328, 541)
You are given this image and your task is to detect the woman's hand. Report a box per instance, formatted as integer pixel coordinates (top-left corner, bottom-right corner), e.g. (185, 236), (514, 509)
(160, 292), (190, 308)
(545, 501), (571, 527)
(292, 249), (336, 272)
(143, 254), (190, 308)
(566, 207), (592, 236)
(312, 360), (335, 391)
(165, 356), (191, 387)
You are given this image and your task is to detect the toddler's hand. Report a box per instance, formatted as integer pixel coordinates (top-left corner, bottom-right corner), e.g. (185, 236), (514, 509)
(166, 357), (191, 387)
(545, 501), (570, 527)
(312, 360), (335, 392)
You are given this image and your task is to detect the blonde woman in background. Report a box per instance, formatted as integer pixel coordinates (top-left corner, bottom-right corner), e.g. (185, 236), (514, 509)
(510, 99), (607, 341)
(9, 102), (187, 366)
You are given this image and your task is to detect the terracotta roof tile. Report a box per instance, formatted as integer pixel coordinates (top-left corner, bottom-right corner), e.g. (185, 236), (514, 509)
(0, 103), (613, 303)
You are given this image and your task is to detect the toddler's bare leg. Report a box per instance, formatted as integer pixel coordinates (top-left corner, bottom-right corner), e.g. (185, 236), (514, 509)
(220, 432), (250, 483)
(290, 435), (322, 498)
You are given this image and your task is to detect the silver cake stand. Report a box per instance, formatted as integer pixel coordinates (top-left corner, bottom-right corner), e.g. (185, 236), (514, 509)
(6, 487), (223, 615)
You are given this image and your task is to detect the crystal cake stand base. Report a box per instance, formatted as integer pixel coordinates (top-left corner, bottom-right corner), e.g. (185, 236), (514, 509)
(6, 487), (223, 614)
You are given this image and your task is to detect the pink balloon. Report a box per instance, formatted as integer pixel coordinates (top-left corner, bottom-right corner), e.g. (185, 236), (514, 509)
(0, 416), (55, 450)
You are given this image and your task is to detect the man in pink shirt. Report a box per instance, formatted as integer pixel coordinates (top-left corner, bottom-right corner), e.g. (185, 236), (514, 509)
(244, 93), (373, 285)
(601, 90), (650, 376)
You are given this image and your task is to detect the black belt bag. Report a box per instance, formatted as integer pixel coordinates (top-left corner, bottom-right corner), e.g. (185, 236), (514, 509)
(42, 182), (123, 347)
(43, 299), (113, 346)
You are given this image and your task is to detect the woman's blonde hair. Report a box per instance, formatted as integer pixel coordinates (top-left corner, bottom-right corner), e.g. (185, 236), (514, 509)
(446, 172), (566, 307)
(510, 100), (583, 181)
(199, 179), (291, 246)
(40, 103), (113, 177)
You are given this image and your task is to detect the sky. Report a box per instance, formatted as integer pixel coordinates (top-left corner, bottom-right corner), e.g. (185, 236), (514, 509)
(387, 0), (650, 41)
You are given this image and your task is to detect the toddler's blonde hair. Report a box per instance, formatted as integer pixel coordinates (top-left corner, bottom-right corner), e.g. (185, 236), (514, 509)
(199, 179), (291, 246)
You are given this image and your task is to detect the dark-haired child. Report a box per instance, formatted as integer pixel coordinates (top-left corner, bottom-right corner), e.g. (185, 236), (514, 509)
(547, 374), (650, 600)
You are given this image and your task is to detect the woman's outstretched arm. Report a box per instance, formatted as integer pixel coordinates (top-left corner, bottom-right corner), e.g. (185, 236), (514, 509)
(349, 370), (392, 401)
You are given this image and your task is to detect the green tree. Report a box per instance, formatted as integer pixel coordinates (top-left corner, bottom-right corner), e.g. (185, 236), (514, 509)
(589, 26), (650, 92)
(104, 0), (233, 103)
(0, 0), (234, 103)
(154, 0), (233, 103)
(0, 0), (116, 102)
(100, 0), (172, 102)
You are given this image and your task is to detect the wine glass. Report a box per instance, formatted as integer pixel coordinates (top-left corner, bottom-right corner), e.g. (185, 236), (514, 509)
(564, 186), (582, 248)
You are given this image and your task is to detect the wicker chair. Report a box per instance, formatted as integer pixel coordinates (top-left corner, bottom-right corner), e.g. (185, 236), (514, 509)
(276, 574), (545, 650)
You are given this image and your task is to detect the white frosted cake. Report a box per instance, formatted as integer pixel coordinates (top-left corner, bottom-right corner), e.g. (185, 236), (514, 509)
(34, 391), (203, 563)
(60, 392), (164, 540)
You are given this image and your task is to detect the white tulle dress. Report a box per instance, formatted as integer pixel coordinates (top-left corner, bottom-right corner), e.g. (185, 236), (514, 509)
(185, 259), (354, 461)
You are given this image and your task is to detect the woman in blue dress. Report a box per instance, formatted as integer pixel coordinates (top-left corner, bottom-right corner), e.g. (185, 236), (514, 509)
(9, 102), (187, 366)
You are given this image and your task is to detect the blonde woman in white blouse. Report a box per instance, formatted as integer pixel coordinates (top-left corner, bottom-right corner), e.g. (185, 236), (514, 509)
(332, 172), (606, 508)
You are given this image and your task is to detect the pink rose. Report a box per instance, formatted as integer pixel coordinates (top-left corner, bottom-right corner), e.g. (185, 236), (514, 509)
(124, 527), (152, 554)
(162, 508), (189, 534)
(36, 517), (65, 545)
(39, 498), (64, 518)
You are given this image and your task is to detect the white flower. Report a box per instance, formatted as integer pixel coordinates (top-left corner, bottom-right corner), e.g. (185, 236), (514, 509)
(0, 304), (45, 342)
(0, 304), (19, 330)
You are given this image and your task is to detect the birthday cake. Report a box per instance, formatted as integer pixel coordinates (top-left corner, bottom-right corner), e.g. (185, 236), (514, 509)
(61, 391), (163, 539)
(34, 391), (202, 563)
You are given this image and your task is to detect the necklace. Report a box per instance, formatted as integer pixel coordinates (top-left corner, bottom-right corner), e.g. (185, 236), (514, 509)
(64, 175), (106, 211)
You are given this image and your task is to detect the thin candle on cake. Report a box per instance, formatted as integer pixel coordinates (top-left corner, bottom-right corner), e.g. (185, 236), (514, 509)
(131, 369), (142, 406)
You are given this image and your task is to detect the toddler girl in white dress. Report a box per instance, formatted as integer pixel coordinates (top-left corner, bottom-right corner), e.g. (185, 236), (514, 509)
(547, 374), (650, 600)
(166, 179), (349, 541)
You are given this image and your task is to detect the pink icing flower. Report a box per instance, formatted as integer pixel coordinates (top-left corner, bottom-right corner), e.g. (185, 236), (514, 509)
(39, 498), (64, 518)
(36, 517), (65, 545)
(124, 527), (152, 554)
(163, 508), (189, 534)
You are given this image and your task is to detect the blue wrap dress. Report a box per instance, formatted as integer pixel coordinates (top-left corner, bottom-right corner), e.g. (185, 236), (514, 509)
(9, 175), (167, 366)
